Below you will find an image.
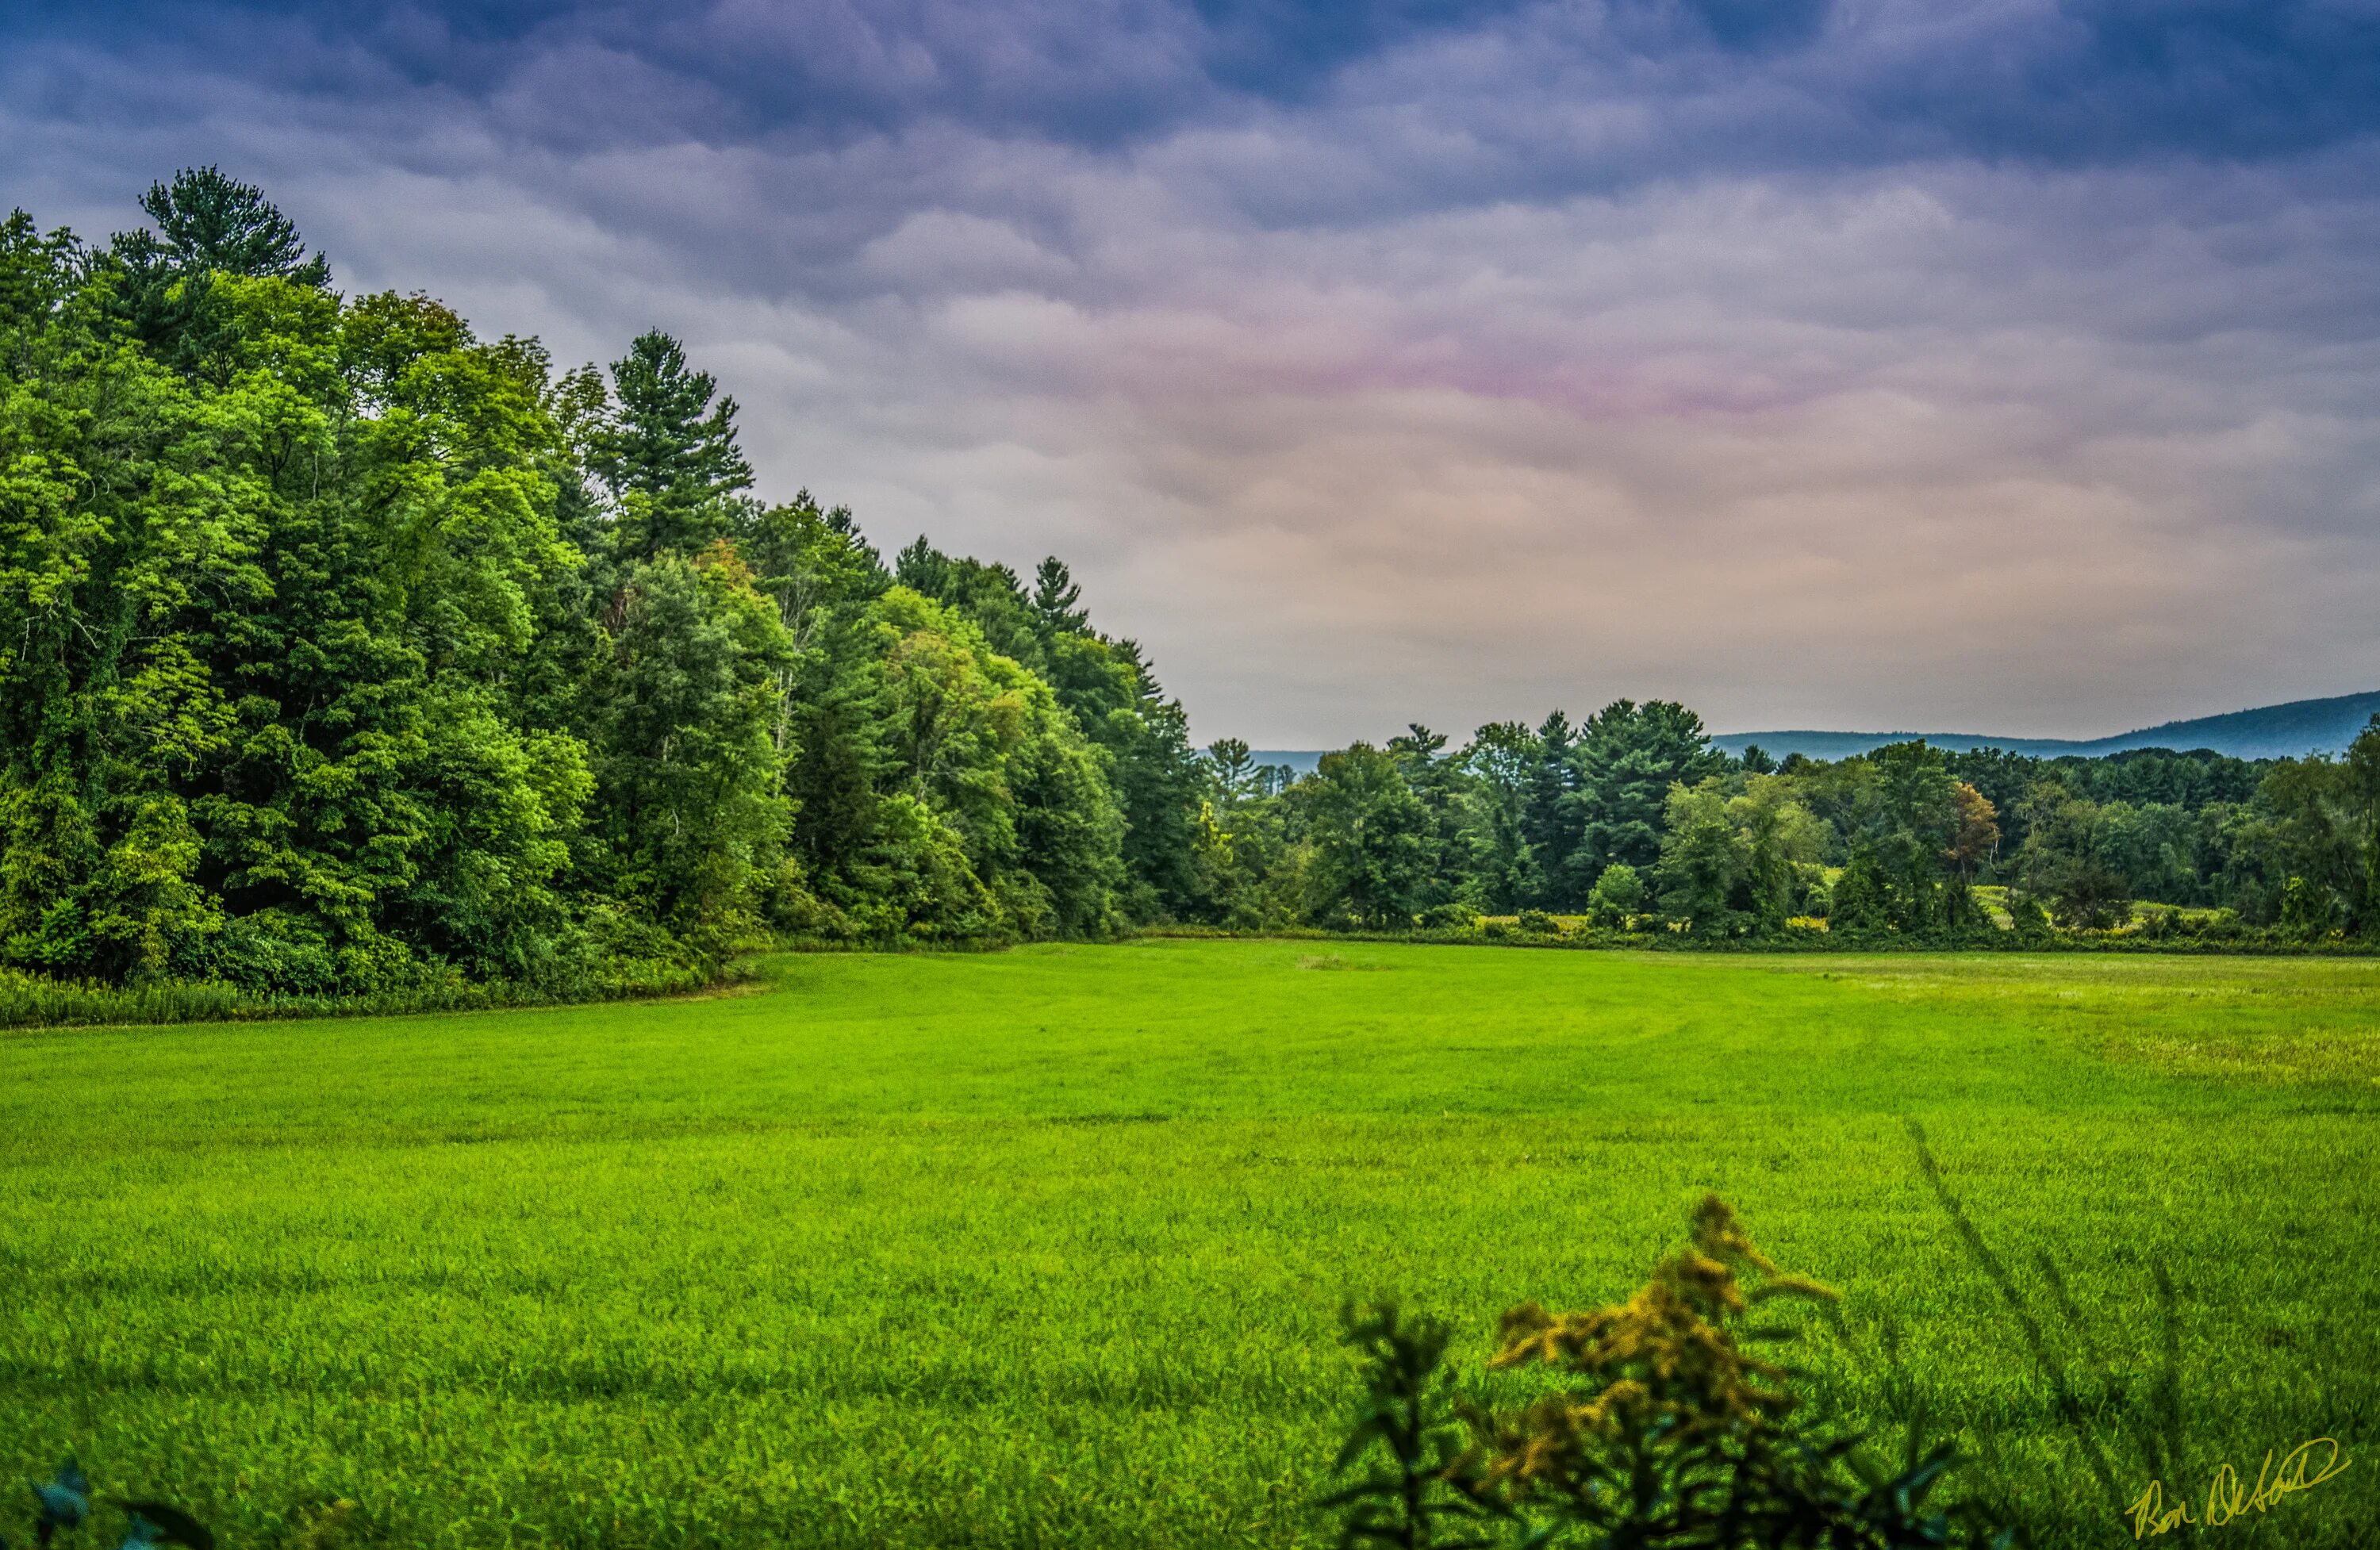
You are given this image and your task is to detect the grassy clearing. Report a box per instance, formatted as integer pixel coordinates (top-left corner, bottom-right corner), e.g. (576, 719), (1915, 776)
(4, 942), (2376, 1548)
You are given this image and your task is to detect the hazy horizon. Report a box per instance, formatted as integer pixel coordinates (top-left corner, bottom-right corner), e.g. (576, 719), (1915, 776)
(1235, 686), (2380, 754)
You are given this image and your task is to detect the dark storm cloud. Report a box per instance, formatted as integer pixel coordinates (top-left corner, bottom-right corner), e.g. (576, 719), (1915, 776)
(13, 2), (2379, 168)
(5, 0), (2379, 742)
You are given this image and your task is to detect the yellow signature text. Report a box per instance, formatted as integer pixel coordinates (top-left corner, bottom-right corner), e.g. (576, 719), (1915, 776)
(2128, 1438), (2351, 1538)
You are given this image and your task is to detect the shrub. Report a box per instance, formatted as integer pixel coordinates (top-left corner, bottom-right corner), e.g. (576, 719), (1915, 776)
(2005, 892), (2055, 942)
(2279, 876), (2342, 941)
(1324, 1196), (2009, 1550)
(2198, 907), (2244, 941)
(1514, 909), (1562, 937)
(2048, 863), (2130, 932)
(1418, 903), (1483, 932)
(1828, 852), (1892, 932)
(1586, 865), (1645, 930)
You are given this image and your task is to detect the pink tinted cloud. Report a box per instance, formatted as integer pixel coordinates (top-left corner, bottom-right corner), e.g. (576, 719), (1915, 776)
(4, 0), (2379, 742)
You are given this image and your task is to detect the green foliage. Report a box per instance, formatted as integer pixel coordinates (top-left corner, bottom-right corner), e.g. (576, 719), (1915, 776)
(139, 165), (329, 287)
(1173, 712), (2373, 952)
(1188, 739), (1307, 929)
(1322, 1306), (1492, 1550)
(1585, 861), (1645, 928)
(1523, 711), (1583, 904)
(2014, 784), (2132, 930)
(0, 175), (1161, 1011)
(589, 331), (754, 560)
(1418, 901), (1482, 932)
(585, 545), (793, 951)
(1568, 700), (1728, 900)
(2278, 874), (2343, 940)
(1828, 850), (1892, 934)
(1460, 721), (1543, 915)
(0, 956), (720, 1029)
(889, 542), (1199, 923)
(1655, 781), (1751, 935)
(2004, 890), (2055, 941)
(1324, 1199), (2011, 1550)
(1306, 746), (1437, 928)
(1653, 777), (1825, 936)
(6, 171), (2373, 1011)
(1, 232), (572, 988)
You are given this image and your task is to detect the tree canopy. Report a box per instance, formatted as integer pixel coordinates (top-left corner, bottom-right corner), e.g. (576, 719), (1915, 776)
(0, 175), (1207, 992)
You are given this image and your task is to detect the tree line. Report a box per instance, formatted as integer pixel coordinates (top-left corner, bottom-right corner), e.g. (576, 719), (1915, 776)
(1196, 712), (2380, 940)
(4, 171), (2374, 999)
(0, 170), (1202, 994)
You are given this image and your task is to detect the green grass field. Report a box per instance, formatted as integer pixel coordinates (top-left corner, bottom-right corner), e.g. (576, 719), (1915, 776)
(5, 942), (2377, 1548)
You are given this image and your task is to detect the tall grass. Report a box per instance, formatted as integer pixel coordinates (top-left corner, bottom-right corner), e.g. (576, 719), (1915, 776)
(0, 957), (727, 1030)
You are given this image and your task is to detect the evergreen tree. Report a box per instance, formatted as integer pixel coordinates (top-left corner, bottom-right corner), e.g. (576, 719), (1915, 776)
(139, 165), (331, 286)
(1568, 700), (1726, 892)
(1388, 725), (1464, 910)
(592, 332), (754, 559)
(1522, 709), (1581, 904)
(1032, 556), (1088, 635)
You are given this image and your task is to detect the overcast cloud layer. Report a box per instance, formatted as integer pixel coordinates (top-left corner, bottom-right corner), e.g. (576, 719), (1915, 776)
(7, 0), (2379, 744)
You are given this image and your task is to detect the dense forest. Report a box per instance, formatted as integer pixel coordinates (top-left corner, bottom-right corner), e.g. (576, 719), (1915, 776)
(4, 171), (2375, 1000)
(0, 170), (1199, 995)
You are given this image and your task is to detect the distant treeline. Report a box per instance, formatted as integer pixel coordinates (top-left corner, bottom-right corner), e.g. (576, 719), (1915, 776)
(4, 171), (2373, 1005)
(1194, 712), (2379, 940)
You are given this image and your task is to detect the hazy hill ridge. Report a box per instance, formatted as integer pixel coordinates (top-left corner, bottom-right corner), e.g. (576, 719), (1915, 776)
(1253, 689), (2380, 769)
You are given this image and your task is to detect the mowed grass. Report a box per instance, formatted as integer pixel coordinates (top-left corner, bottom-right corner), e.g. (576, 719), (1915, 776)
(4, 942), (2378, 1549)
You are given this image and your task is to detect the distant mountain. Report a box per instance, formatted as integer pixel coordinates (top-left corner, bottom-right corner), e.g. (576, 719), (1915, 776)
(1710, 690), (2380, 763)
(1247, 691), (2380, 771)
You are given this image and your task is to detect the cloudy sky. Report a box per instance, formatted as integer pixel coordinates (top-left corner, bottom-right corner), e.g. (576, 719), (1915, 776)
(6, 1), (2378, 745)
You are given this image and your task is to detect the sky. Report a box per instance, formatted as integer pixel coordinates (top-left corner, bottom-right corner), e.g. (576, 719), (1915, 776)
(6, 1), (2379, 746)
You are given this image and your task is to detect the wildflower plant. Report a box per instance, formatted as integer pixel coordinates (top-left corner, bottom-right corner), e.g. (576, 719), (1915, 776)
(1323, 1306), (1503, 1550)
(1328, 1196), (2011, 1549)
(1467, 1195), (1837, 1533)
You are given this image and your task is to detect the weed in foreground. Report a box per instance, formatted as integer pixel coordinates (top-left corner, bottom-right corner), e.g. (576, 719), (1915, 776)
(1327, 1196), (2011, 1549)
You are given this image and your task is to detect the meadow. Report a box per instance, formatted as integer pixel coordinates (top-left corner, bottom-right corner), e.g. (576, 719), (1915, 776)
(4, 940), (2377, 1548)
